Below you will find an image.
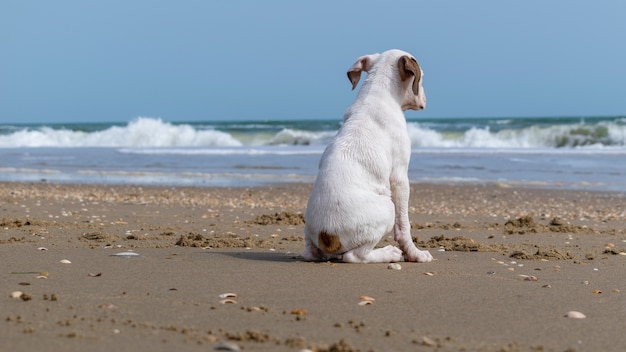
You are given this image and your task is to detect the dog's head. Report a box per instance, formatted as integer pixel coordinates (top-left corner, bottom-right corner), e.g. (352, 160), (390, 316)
(347, 49), (426, 111)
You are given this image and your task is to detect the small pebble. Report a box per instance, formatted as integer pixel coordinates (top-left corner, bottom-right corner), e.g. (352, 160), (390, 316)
(214, 342), (241, 351)
(387, 263), (401, 270)
(565, 311), (586, 319)
(10, 291), (23, 299)
(111, 251), (140, 257)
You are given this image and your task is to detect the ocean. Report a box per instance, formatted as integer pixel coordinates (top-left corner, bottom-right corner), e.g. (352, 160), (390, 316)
(1, 116), (625, 191)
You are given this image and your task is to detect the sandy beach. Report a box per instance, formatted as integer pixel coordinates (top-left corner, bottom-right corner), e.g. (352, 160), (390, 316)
(1, 181), (625, 351)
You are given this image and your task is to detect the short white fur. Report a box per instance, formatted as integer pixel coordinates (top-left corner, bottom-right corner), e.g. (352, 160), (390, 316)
(303, 49), (433, 263)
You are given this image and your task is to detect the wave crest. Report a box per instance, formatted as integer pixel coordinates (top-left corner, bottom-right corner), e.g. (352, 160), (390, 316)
(407, 120), (626, 148)
(0, 117), (242, 147)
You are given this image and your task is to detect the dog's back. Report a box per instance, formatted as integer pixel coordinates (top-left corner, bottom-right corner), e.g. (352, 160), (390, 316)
(303, 49), (432, 264)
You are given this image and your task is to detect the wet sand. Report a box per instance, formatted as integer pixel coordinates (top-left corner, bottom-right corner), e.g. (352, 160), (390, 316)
(2, 182), (625, 351)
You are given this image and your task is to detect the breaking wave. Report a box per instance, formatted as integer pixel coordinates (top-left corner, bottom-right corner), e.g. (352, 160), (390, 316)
(1, 116), (624, 149)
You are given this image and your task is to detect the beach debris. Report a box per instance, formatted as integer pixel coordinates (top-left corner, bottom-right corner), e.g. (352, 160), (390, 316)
(110, 251), (140, 257)
(387, 263), (402, 270)
(291, 308), (307, 316)
(358, 295), (375, 306)
(519, 275), (538, 281)
(10, 291), (31, 301)
(43, 294), (58, 301)
(37, 247), (48, 251)
(245, 306), (267, 312)
(219, 299), (237, 305)
(592, 289), (602, 295)
(219, 293), (237, 299)
(419, 336), (439, 347)
(214, 342), (241, 351)
(99, 303), (118, 310)
(60, 259), (72, 264)
(424, 272), (435, 276)
(88, 272), (102, 277)
(565, 311), (586, 319)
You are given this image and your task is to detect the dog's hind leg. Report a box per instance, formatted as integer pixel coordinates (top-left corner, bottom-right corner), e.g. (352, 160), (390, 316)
(302, 237), (325, 261)
(342, 245), (403, 263)
(302, 236), (340, 261)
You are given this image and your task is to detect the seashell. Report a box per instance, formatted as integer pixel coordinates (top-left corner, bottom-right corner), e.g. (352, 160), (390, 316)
(387, 263), (401, 270)
(111, 251), (140, 257)
(424, 272), (435, 276)
(214, 342), (241, 351)
(291, 308), (307, 315)
(219, 293), (237, 299)
(592, 289), (602, 294)
(37, 247), (48, 251)
(359, 295), (375, 302)
(219, 299), (237, 304)
(11, 291), (23, 299)
(358, 300), (373, 306)
(60, 259), (71, 264)
(565, 311), (586, 319)
(519, 275), (538, 281)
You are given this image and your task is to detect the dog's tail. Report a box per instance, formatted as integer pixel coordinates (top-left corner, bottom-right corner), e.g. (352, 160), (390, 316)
(318, 231), (342, 253)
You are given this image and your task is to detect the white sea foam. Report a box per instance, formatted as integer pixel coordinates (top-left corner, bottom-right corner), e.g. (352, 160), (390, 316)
(1, 116), (624, 149)
(0, 117), (242, 148)
(267, 128), (335, 145)
(407, 120), (626, 148)
(117, 146), (325, 156)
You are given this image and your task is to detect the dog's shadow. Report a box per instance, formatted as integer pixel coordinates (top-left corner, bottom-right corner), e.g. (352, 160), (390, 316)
(216, 250), (302, 263)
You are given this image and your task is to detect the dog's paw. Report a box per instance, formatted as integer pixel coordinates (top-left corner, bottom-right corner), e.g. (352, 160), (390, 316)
(404, 248), (433, 263)
(381, 245), (404, 262)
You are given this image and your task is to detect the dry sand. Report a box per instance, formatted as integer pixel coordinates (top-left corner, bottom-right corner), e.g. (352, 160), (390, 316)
(1, 182), (625, 351)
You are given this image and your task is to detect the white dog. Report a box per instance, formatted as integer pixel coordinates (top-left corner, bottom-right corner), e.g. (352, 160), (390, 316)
(303, 49), (433, 264)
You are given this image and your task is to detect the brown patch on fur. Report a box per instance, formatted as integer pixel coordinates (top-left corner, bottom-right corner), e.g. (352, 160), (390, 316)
(397, 55), (421, 95)
(319, 231), (342, 253)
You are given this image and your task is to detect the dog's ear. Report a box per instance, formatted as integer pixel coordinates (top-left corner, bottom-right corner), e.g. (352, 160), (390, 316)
(347, 53), (379, 90)
(398, 56), (422, 95)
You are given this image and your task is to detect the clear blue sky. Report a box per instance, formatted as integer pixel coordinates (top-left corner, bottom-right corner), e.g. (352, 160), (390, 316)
(1, 1), (625, 124)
